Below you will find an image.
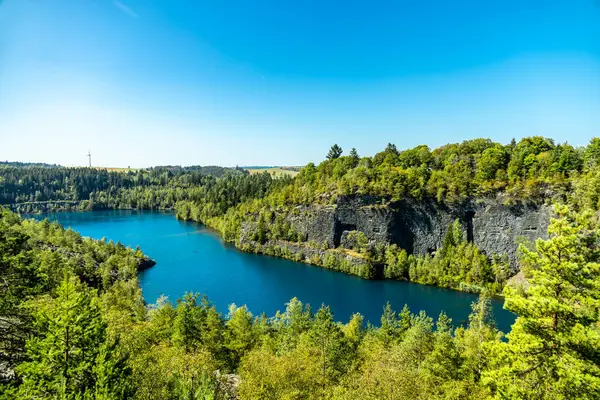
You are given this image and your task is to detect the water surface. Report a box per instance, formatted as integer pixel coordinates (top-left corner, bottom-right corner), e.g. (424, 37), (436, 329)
(33, 210), (515, 332)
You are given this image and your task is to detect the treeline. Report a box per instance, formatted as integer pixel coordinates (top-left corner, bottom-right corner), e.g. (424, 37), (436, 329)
(0, 161), (60, 168)
(1, 207), (598, 399)
(220, 136), (600, 208)
(0, 165), (288, 216)
(152, 165), (247, 178)
(5, 136), (600, 210)
(0, 166), (209, 204)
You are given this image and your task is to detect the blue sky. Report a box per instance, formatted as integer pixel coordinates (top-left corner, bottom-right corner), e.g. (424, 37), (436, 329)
(1, 0), (599, 167)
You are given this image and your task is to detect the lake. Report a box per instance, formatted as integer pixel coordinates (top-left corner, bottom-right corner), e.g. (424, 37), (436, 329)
(32, 210), (515, 332)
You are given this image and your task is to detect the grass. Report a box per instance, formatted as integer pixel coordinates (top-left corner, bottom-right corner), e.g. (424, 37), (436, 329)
(89, 166), (299, 176)
(246, 167), (300, 178)
(92, 167), (138, 172)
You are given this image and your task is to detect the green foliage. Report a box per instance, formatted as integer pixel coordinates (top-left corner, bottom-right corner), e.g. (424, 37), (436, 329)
(16, 274), (133, 399)
(3, 136), (600, 398)
(2, 206), (600, 398)
(225, 304), (257, 367)
(484, 207), (600, 399)
(327, 144), (343, 160)
(348, 148), (359, 167)
(381, 220), (508, 294)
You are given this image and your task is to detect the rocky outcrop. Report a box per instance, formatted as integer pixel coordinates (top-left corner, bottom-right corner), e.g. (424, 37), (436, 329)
(137, 256), (156, 271)
(470, 201), (550, 271)
(285, 196), (551, 273)
(388, 198), (551, 272)
(237, 231), (377, 279)
(286, 196), (396, 248)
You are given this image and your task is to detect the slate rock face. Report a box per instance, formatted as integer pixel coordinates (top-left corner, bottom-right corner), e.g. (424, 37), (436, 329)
(287, 196), (551, 272)
(388, 199), (460, 255)
(285, 205), (337, 246)
(335, 196), (394, 245)
(471, 201), (551, 272)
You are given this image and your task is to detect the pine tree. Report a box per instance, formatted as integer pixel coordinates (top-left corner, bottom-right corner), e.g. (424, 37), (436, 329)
(225, 304), (256, 366)
(458, 292), (497, 383)
(342, 313), (364, 345)
(380, 302), (399, 344)
(172, 293), (224, 358)
(423, 313), (461, 382)
(385, 142), (399, 155)
(349, 148), (359, 167)
(172, 293), (204, 352)
(93, 340), (134, 399)
(309, 305), (350, 391)
(16, 274), (130, 398)
(327, 144), (343, 160)
(484, 206), (600, 399)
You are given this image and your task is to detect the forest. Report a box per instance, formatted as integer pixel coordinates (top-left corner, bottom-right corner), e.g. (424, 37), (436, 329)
(3, 136), (600, 296)
(0, 205), (599, 399)
(1, 137), (600, 398)
(5, 137), (600, 212)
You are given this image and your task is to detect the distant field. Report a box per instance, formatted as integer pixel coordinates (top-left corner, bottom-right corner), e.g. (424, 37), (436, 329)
(90, 166), (301, 177)
(93, 167), (137, 172)
(246, 167), (300, 178)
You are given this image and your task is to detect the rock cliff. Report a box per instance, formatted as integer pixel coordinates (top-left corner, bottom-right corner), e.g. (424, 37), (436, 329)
(285, 196), (551, 273)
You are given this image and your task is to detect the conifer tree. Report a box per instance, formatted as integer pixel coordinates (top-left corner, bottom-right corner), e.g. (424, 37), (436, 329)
(484, 206), (600, 399)
(327, 144), (343, 160)
(225, 304), (256, 366)
(309, 305), (350, 390)
(458, 292), (497, 383)
(348, 148), (360, 167)
(16, 274), (131, 398)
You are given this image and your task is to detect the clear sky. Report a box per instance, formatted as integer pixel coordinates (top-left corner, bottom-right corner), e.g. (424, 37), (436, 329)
(1, 0), (599, 167)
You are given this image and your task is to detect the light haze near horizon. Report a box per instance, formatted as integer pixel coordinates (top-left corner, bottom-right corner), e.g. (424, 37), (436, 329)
(1, 0), (599, 168)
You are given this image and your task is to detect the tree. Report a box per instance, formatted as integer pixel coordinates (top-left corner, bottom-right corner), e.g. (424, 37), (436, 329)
(172, 293), (224, 359)
(342, 313), (363, 345)
(457, 292), (497, 384)
(484, 206), (600, 399)
(327, 144), (343, 160)
(385, 143), (399, 154)
(309, 305), (351, 390)
(16, 274), (132, 398)
(476, 145), (508, 182)
(0, 210), (37, 375)
(349, 148), (360, 167)
(225, 304), (256, 367)
(380, 302), (399, 344)
(584, 137), (600, 169)
(422, 313), (461, 386)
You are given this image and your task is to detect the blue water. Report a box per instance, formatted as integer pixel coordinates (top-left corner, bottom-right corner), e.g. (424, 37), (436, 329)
(32, 210), (515, 332)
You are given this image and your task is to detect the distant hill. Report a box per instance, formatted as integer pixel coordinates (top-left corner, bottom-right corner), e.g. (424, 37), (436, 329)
(150, 165), (248, 178)
(0, 161), (61, 168)
(241, 165), (275, 169)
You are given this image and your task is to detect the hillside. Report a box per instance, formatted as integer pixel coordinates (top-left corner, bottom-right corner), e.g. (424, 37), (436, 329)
(175, 137), (600, 293)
